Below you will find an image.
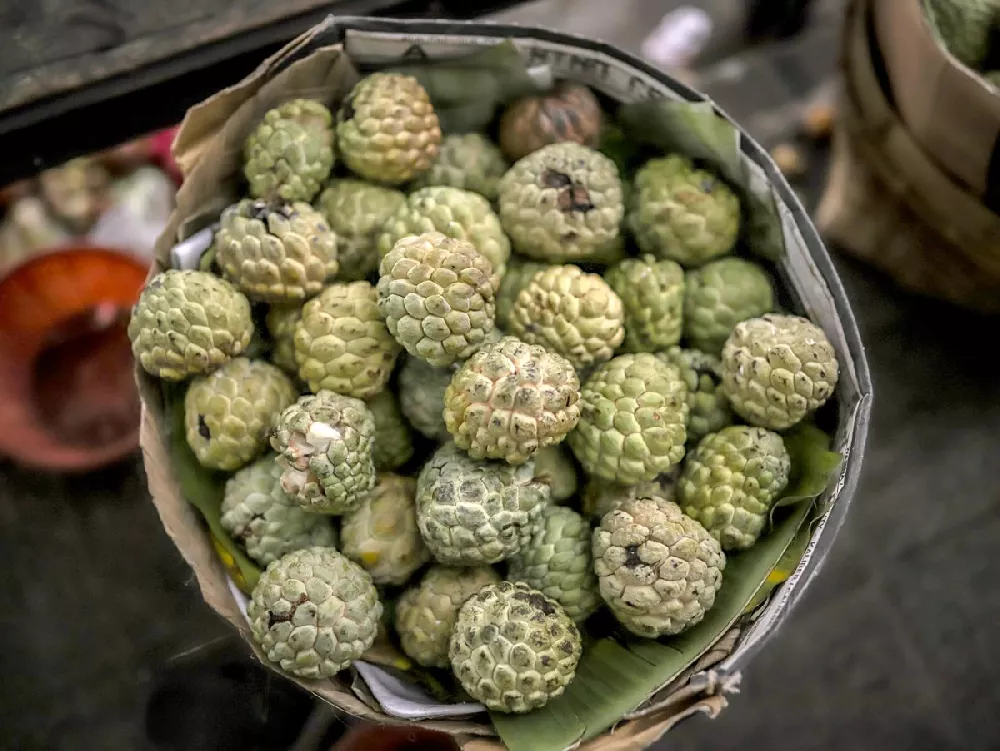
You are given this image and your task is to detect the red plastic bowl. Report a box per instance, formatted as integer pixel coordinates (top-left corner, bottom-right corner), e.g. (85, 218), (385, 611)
(330, 725), (458, 751)
(0, 246), (148, 471)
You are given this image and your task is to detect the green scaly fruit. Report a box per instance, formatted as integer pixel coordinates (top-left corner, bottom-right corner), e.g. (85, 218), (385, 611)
(336, 73), (442, 185)
(593, 496), (725, 637)
(264, 303), (302, 375)
(567, 353), (688, 484)
(220, 454), (338, 567)
(410, 133), (509, 201)
(533, 446), (578, 504)
(269, 391), (376, 514)
(215, 199), (338, 303)
(656, 346), (733, 444)
(508, 264), (625, 370)
(340, 474), (429, 586)
(294, 281), (400, 399)
(495, 258), (547, 330)
(415, 442), (549, 565)
(579, 472), (678, 521)
(367, 391), (415, 471)
(129, 269), (254, 381)
(443, 336), (581, 465)
(184, 357), (296, 471)
(377, 186), (511, 278)
(244, 99), (334, 203)
(678, 426), (790, 551)
(377, 231), (498, 367)
(506, 506), (601, 622)
(628, 155), (740, 267)
(605, 254), (685, 353)
(315, 179), (405, 282)
(397, 355), (452, 441)
(248, 547), (381, 678)
(395, 565), (502, 668)
(683, 257), (774, 354)
(449, 582), (582, 713)
(721, 313), (839, 430)
(497, 142), (625, 263)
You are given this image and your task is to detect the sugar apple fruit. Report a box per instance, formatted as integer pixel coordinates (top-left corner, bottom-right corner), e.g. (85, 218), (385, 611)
(678, 426), (790, 550)
(506, 506), (601, 622)
(605, 254), (685, 353)
(340, 474), (429, 586)
(315, 179), (405, 282)
(411, 133), (509, 201)
(580, 473), (678, 521)
(129, 269), (254, 381)
(533, 445), (578, 503)
(498, 81), (603, 161)
(496, 258), (547, 330)
(395, 565), (502, 668)
(683, 257), (774, 354)
(367, 391), (415, 471)
(397, 355), (452, 440)
(497, 142), (624, 263)
(377, 231), (498, 367)
(721, 313), (840, 430)
(923, 0), (1000, 68)
(294, 281), (400, 398)
(450, 581), (582, 713)
(269, 391), (377, 514)
(628, 155), (740, 267)
(184, 357), (296, 471)
(248, 547), (381, 679)
(220, 454), (338, 566)
(415, 442), (549, 565)
(568, 353), (688, 484)
(336, 73), (441, 185)
(657, 347), (733, 445)
(443, 336), (581, 465)
(214, 199), (338, 303)
(508, 264), (625, 370)
(264, 303), (302, 375)
(377, 186), (511, 278)
(244, 99), (334, 203)
(593, 496), (725, 637)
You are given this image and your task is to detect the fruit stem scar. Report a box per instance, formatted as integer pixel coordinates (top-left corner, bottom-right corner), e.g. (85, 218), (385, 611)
(624, 544), (643, 567)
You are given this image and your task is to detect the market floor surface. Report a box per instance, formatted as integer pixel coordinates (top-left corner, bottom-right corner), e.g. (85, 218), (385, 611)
(1, 2), (998, 750)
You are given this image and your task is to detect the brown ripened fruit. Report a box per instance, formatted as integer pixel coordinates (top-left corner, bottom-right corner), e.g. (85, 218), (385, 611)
(498, 82), (603, 161)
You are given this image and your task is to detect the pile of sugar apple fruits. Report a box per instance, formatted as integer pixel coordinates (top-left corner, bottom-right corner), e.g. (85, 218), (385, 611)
(923, 0), (1000, 85)
(129, 72), (840, 714)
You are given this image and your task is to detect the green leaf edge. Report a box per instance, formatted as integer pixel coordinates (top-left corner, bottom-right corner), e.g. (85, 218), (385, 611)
(491, 424), (842, 751)
(162, 382), (262, 593)
(616, 98), (788, 262)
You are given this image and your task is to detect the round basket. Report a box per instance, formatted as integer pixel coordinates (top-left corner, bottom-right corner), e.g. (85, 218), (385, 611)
(137, 15), (872, 750)
(816, 0), (1000, 314)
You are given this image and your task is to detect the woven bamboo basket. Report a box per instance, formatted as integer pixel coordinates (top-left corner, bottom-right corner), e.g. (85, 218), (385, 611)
(816, 0), (1000, 314)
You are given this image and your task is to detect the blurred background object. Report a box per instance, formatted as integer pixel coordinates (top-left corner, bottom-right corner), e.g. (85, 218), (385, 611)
(0, 247), (148, 470)
(0, 0), (998, 750)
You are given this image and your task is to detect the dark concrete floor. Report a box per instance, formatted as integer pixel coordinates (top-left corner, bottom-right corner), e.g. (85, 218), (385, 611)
(2, 2), (999, 750)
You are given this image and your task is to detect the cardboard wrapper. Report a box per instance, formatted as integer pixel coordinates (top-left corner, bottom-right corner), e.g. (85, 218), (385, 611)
(138, 16), (873, 750)
(873, 0), (1000, 201)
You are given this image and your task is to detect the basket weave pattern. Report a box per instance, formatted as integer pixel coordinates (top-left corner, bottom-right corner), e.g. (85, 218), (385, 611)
(817, 0), (1000, 314)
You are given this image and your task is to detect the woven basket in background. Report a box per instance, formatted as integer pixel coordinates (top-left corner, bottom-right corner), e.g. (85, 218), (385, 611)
(816, 0), (1000, 314)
